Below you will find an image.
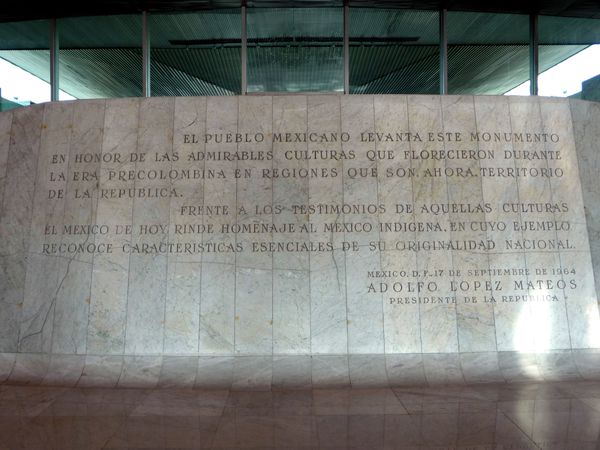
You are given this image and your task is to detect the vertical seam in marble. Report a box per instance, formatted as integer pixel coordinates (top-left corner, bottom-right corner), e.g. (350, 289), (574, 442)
(0, 114), (13, 347)
(506, 96), (530, 352)
(0, 111), (16, 352)
(161, 97), (176, 356)
(569, 100), (600, 310)
(40, 104), (65, 354)
(17, 105), (47, 353)
(159, 99), (174, 354)
(2, 353), (15, 384)
(115, 355), (127, 387)
(340, 95), (350, 362)
(473, 96), (499, 353)
(406, 96), (423, 354)
(568, 99), (599, 295)
(198, 98), (206, 354)
(372, 96), (385, 353)
(271, 95), (274, 357)
(299, 96), (309, 354)
(49, 102), (76, 354)
(233, 97), (239, 353)
(0, 111), (13, 217)
(47, 104), (67, 354)
(568, 99), (597, 348)
(84, 99), (107, 356)
(199, 97), (209, 353)
(540, 98), (573, 350)
(440, 95), (460, 354)
(307, 96), (313, 361)
(123, 99), (142, 355)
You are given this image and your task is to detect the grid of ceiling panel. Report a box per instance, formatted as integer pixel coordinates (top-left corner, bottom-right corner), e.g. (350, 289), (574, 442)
(0, 6), (598, 99)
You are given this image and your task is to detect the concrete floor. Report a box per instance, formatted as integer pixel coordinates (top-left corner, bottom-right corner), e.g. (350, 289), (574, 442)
(2, 381), (600, 449)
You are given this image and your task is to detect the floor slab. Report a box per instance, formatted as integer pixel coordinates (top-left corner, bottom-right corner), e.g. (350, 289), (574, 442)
(1, 381), (600, 449)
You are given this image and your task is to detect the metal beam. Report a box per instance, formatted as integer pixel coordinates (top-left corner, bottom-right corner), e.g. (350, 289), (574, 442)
(241, 5), (247, 95)
(439, 8), (448, 95)
(529, 13), (539, 96)
(50, 18), (59, 101)
(142, 11), (151, 97)
(343, 3), (350, 94)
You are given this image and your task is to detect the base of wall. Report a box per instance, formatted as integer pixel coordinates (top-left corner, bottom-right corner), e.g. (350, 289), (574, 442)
(2, 350), (600, 389)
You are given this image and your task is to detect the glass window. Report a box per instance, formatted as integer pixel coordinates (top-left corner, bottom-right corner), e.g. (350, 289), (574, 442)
(539, 15), (600, 100)
(448, 11), (529, 95)
(0, 20), (50, 108)
(149, 10), (241, 96)
(350, 9), (439, 94)
(59, 15), (142, 99)
(247, 7), (343, 93)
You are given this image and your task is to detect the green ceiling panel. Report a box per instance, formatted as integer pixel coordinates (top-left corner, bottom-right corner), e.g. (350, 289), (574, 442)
(59, 15), (142, 48)
(151, 56), (236, 95)
(0, 50), (50, 83)
(350, 45), (439, 94)
(248, 46), (342, 92)
(248, 7), (342, 39)
(1, 7), (599, 100)
(0, 20), (48, 49)
(448, 11), (529, 45)
(152, 48), (240, 94)
(351, 8), (438, 44)
(448, 45), (529, 94)
(150, 10), (241, 46)
(59, 49), (143, 98)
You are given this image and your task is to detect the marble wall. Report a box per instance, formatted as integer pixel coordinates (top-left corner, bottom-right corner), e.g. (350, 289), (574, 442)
(1, 95), (599, 386)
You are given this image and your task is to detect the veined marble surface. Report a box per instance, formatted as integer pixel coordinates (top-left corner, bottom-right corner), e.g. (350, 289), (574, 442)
(4, 380), (600, 449)
(0, 95), (599, 386)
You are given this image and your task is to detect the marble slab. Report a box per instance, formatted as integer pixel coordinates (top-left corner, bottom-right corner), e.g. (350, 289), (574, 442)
(0, 352), (597, 387)
(0, 95), (599, 387)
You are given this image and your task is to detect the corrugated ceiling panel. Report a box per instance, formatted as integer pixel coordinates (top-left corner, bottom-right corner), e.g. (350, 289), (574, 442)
(0, 20), (49, 49)
(4, 1), (600, 22)
(0, 50), (49, 83)
(539, 15), (600, 44)
(448, 45), (528, 94)
(151, 58), (235, 95)
(0, 33), (593, 98)
(152, 48), (240, 93)
(248, 7), (343, 38)
(150, 10), (241, 45)
(350, 8), (438, 44)
(247, 46), (343, 92)
(350, 45), (439, 93)
(539, 44), (588, 72)
(59, 49), (143, 98)
(59, 15), (142, 47)
(448, 11), (529, 44)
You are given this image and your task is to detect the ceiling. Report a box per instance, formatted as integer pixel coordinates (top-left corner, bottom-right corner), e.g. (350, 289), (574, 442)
(0, 3), (598, 99)
(2, 1), (600, 22)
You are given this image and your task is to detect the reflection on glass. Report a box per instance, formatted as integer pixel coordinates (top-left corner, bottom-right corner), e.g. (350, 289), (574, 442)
(0, 20), (50, 108)
(247, 8), (343, 93)
(350, 9), (439, 94)
(448, 11), (529, 95)
(150, 10), (241, 96)
(539, 15), (600, 100)
(59, 15), (142, 99)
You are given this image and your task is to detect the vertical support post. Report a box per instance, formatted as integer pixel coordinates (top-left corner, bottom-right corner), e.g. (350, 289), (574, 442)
(50, 18), (59, 101)
(241, 4), (248, 95)
(439, 8), (448, 95)
(343, 2), (350, 94)
(529, 13), (539, 96)
(142, 11), (151, 97)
